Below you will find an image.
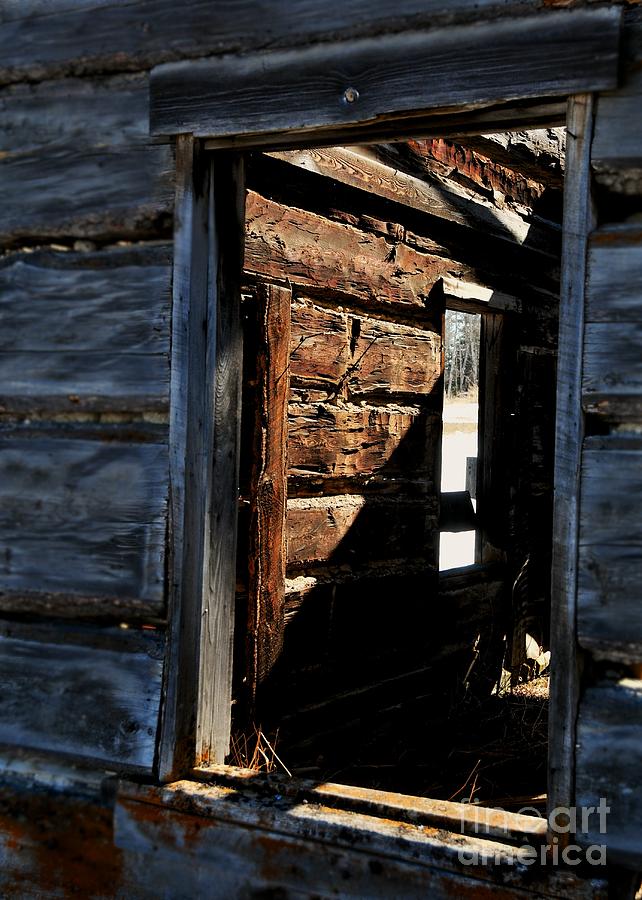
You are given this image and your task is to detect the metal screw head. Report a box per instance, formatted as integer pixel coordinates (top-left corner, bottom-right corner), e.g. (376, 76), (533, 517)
(343, 87), (359, 104)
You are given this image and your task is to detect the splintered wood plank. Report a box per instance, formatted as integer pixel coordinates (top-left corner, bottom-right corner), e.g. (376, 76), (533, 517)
(548, 94), (595, 815)
(150, 9), (620, 142)
(247, 283), (291, 692)
(0, 436), (167, 618)
(576, 679), (642, 868)
(578, 437), (642, 663)
(0, 73), (173, 245)
(286, 496), (438, 571)
(245, 192), (444, 312)
(0, 246), (171, 413)
(288, 403), (440, 483)
(0, 624), (163, 771)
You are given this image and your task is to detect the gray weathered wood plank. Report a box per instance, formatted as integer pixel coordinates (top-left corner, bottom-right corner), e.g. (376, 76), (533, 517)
(0, 624), (163, 771)
(583, 323), (642, 405)
(586, 232), (642, 323)
(0, 1), (598, 87)
(548, 94), (594, 817)
(576, 679), (642, 868)
(158, 140), (246, 779)
(592, 18), (642, 167)
(158, 136), (209, 780)
(150, 9), (620, 143)
(578, 438), (642, 663)
(0, 74), (172, 245)
(0, 436), (168, 617)
(198, 150), (246, 767)
(0, 247), (171, 413)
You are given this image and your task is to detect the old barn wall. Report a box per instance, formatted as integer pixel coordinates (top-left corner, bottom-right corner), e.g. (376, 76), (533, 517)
(0, 0), (638, 895)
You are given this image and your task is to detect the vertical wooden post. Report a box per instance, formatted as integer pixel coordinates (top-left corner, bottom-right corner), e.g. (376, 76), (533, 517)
(246, 283), (291, 699)
(159, 134), (210, 780)
(548, 94), (595, 821)
(159, 137), (245, 779)
(197, 151), (246, 766)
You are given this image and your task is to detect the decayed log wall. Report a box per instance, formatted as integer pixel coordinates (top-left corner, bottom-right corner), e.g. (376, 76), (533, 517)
(233, 138), (563, 767)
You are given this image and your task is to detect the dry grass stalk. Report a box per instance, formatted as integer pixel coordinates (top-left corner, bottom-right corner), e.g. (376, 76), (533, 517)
(229, 725), (292, 777)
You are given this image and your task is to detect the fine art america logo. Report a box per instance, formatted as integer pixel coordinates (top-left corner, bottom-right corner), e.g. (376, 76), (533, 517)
(458, 799), (609, 867)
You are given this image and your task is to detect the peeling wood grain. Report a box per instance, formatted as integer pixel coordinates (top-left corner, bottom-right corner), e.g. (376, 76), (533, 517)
(151, 9), (620, 142)
(0, 626), (163, 770)
(0, 436), (167, 616)
(0, 247), (171, 414)
(269, 146), (558, 256)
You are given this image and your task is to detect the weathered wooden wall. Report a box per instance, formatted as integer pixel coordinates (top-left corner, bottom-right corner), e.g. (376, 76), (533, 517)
(0, 0), (638, 894)
(573, 8), (642, 871)
(231, 133), (563, 777)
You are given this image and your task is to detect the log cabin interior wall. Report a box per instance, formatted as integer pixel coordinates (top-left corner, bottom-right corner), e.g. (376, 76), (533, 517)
(232, 140), (563, 790)
(0, 2), (640, 896)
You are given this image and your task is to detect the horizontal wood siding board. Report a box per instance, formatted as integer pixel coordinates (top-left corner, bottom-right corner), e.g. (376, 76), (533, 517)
(0, 627), (163, 770)
(576, 679), (642, 867)
(0, 72), (172, 245)
(0, 145), (174, 245)
(150, 9), (620, 139)
(0, 249), (171, 412)
(592, 18), (642, 167)
(578, 439), (642, 661)
(585, 234), (642, 322)
(0, 2), (578, 86)
(0, 437), (168, 615)
(583, 322), (642, 403)
(0, 72), (153, 153)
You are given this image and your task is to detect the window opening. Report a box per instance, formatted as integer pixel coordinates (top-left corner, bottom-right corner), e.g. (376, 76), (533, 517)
(227, 127), (562, 815)
(440, 309), (481, 571)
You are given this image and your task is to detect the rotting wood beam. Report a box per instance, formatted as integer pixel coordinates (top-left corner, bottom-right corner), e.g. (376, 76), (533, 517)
(267, 146), (558, 255)
(246, 283), (291, 696)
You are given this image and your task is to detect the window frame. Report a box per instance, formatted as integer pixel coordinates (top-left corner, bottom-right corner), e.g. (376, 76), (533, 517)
(151, 9), (620, 847)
